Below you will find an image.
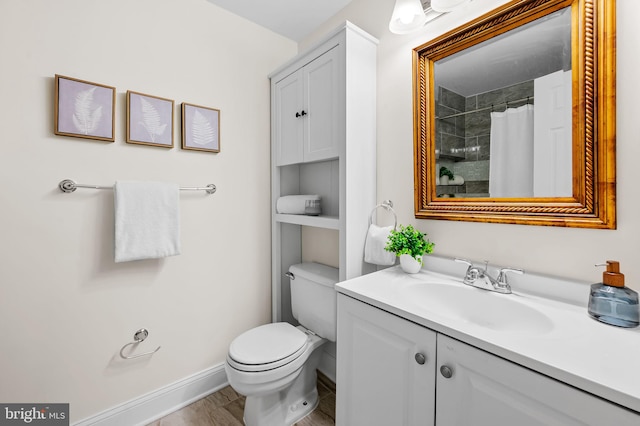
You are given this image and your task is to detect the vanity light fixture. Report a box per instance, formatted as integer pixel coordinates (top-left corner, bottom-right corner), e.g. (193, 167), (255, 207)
(389, 0), (428, 34)
(389, 0), (467, 34)
(431, 0), (471, 13)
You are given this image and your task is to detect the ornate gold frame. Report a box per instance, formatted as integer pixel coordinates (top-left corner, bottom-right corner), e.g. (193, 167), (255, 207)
(413, 0), (616, 228)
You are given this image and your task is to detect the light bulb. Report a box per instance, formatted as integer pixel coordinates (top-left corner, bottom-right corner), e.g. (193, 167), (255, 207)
(389, 0), (427, 34)
(399, 12), (416, 25)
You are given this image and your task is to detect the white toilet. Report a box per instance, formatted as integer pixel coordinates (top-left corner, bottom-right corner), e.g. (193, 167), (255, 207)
(225, 262), (339, 426)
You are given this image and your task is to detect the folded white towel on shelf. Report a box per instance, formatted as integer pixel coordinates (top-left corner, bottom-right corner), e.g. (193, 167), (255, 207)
(450, 175), (465, 185)
(114, 181), (181, 263)
(276, 194), (321, 215)
(364, 224), (396, 266)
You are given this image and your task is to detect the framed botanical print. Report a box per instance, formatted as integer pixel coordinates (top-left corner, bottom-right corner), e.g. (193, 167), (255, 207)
(54, 75), (115, 142)
(126, 90), (174, 148)
(181, 102), (220, 153)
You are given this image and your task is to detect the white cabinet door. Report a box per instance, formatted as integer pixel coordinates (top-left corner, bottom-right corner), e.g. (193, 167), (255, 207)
(303, 46), (340, 163)
(337, 295), (436, 426)
(274, 69), (304, 166)
(436, 334), (640, 426)
(274, 47), (340, 166)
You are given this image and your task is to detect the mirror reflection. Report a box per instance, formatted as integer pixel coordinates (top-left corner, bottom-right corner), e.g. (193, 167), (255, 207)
(433, 7), (571, 198)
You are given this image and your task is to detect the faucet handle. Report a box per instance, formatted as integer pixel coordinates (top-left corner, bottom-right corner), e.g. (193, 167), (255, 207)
(492, 267), (523, 294)
(455, 258), (478, 283)
(497, 267), (524, 284)
(454, 258), (473, 267)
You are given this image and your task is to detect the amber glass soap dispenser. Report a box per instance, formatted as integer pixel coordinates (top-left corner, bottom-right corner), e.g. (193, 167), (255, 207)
(588, 261), (639, 328)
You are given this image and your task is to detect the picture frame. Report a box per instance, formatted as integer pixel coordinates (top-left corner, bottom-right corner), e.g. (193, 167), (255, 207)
(181, 102), (220, 153)
(126, 90), (174, 148)
(54, 75), (115, 142)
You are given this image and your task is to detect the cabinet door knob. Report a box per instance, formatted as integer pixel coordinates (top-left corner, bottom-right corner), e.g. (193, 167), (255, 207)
(414, 353), (426, 365)
(295, 112), (301, 118)
(301, 110), (307, 116)
(440, 365), (453, 379)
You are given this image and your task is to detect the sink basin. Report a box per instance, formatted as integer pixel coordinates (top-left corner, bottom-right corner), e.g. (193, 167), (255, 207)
(399, 281), (554, 334)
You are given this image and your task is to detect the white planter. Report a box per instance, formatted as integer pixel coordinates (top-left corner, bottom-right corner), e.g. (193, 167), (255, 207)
(400, 254), (422, 274)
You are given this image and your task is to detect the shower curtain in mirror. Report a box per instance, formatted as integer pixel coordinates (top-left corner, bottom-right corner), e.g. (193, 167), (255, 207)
(489, 104), (534, 198)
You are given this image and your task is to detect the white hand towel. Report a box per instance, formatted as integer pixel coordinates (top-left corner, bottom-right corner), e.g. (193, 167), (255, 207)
(276, 195), (321, 215)
(364, 224), (396, 266)
(114, 181), (181, 263)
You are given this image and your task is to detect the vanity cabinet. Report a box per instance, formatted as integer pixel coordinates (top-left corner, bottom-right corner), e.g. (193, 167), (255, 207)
(270, 22), (378, 329)
(337, 294), (640, 426)
(336, 293), (436, 426)
(274, 46), (340, 166)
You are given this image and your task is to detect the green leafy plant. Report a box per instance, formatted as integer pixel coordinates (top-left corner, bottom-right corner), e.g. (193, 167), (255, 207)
(439, 166), (454, 179)
(385, 224), (435, 265)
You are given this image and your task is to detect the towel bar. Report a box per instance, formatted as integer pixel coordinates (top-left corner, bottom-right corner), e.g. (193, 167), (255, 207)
(119, 329), (161, 360)
(58, 179), (216, 195)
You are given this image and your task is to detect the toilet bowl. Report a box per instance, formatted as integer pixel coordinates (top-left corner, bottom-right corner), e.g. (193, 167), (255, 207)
(225, 262), (338, 426)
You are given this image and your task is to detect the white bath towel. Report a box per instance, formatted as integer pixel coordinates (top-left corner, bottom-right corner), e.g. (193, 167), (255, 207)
(276, 195), (321, 215)
(114, 181), (181, 263)
(364, 224), (396, 266)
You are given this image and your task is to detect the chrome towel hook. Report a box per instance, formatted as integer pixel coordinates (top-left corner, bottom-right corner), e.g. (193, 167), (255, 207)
(119, 328), (161, 360)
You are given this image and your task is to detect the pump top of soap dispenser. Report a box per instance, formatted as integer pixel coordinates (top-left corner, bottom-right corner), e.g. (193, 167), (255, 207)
(596, 260), (625, 287)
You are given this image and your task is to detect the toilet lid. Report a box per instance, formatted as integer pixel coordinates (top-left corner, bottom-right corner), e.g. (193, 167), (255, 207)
(229, 323), (308, 366)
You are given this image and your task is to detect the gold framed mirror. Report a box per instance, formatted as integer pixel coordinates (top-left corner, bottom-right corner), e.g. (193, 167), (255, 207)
(413, 0), (616, 228)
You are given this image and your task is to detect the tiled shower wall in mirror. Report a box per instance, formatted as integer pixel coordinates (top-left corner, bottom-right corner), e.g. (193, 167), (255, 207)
(435, 80), (534, 197)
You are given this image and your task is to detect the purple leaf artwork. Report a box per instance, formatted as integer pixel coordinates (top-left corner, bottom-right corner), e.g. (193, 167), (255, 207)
(127, 91), (174, 148)
(181, 103), (220, 153)
(55, 75), (115, 142)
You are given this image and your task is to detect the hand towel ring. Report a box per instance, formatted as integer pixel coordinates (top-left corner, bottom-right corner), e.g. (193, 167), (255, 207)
(368, 200), (397, 229)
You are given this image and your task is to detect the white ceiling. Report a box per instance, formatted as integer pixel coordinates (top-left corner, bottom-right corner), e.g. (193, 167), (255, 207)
(205, 0), (354, 41)
(205, 1), (570, 97)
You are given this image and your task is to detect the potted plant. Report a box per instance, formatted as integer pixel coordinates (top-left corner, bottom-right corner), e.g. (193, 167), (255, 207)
(385, 225), (435, 273)
(439, 166), (454, 185)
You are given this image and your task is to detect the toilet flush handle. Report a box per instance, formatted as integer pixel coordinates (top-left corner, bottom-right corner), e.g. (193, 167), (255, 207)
(285, 272), (295, 280)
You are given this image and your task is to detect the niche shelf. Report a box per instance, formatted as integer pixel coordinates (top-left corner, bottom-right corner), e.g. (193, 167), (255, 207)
(275, 213), (340, 230)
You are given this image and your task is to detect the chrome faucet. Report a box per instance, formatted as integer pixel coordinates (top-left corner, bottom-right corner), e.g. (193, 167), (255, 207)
(454, 258), (524, 294)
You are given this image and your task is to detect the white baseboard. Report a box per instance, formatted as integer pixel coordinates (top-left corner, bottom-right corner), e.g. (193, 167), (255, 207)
(74, 364), (228, 426)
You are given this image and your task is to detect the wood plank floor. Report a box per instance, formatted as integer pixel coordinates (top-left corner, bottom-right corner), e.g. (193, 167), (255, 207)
(146, 373), (335, 426)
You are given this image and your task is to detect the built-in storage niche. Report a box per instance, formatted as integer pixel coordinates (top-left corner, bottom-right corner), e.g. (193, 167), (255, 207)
(276, 159), (339, 226)
(276, 159), (340, 325)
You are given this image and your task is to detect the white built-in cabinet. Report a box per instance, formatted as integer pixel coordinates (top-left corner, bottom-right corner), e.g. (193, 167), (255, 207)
(275, 46), (340, 166)
(337, 294), (640, 426)
(270, 22), (378, 324)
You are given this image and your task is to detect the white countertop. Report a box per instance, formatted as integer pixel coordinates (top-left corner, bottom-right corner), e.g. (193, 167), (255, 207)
(336, 264), (640, 414)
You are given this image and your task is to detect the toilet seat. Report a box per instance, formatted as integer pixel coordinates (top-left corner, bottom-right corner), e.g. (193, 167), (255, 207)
(228, 323), (309, 372)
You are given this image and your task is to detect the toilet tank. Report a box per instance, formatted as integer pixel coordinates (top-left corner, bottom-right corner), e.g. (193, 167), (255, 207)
(289, 262), (339, 342)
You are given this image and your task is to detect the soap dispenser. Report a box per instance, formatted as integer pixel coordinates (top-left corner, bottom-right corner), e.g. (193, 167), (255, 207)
(587, 261), (639, 328)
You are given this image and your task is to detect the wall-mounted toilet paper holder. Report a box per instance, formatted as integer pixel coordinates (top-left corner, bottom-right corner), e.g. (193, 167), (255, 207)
(119, 328), (161, 360)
